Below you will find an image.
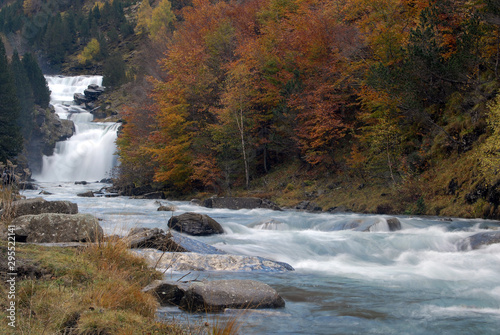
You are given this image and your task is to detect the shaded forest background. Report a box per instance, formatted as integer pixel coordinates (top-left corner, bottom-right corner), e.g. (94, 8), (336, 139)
(2, 0), (500, 218)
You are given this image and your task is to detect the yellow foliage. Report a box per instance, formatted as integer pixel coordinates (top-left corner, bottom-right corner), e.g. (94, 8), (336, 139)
(77, 38), (100, 64)
(478, 92), (500, 181)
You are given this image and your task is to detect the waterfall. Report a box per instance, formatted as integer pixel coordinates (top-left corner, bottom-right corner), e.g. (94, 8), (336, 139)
(34, 76), (119, 182)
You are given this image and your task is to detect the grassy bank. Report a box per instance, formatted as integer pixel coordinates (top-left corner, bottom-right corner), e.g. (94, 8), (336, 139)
(219, 147), (499, 220)
(0, 238), (193, 334)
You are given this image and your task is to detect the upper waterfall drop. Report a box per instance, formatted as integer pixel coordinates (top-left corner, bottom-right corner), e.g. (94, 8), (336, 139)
(33, 75), (119, 182)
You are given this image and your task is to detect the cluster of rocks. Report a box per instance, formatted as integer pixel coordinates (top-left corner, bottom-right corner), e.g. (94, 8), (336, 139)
(2, 197), (102, 243)
(74, 84), (105, 109)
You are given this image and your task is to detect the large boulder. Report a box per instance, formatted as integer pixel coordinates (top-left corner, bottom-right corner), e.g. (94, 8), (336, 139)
(168, 212), (224, 236)
(203, 197), (281, 211)
(124, 228), (187, 252)
(138, 250), (294, 272)
(458, 231), (500, 250)
(12, 213), (102, 243)
(144, 279), (285, 312)
(11, 198), (78, 218)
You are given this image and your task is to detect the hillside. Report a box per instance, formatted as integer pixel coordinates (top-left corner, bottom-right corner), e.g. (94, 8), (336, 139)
(1, 0), (500, 219)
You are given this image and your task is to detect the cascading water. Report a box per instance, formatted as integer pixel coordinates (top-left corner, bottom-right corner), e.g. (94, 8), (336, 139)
(34, 76), (119, 182)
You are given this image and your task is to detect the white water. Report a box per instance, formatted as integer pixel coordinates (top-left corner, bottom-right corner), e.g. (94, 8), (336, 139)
(34, 76), (119, 182)
(21, 182), (500, 334)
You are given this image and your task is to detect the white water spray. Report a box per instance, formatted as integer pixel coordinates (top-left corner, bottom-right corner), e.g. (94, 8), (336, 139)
(34, 76), (119, 182)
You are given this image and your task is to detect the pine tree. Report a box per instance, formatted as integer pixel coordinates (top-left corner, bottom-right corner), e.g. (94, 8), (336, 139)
(11, 50), (34, 140)
(0, 41), (23, 163)
(22, 53), (51, 108)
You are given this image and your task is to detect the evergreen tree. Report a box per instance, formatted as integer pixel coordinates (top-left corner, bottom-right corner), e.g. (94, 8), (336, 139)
(103, 53), (127, 87)
(22, 53), (51, 108)
(11, 50), (34, 140)
(0, 41), (23, 163)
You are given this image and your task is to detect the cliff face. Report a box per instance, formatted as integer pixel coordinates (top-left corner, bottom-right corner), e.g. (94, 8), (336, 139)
(24, 105), (74, 175)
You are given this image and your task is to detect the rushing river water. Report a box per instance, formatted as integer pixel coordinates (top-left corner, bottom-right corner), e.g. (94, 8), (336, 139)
(24, 76), (500, 334)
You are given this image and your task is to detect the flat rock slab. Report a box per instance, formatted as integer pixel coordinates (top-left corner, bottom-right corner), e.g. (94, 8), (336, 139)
(144, 279), (285, 312)
(137, 249), (294, 272)
(13, 213), (102, 243)
(11, 197), (78, 218)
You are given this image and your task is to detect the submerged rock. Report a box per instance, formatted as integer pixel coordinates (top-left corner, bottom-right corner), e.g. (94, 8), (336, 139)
(13, 213), (102, 243)
(168, 212), (224, 236)
(144, 279), (285, 312)
(458, 231), (500, 250)
(11, 197), (78, 218)
(138, 250), (294, 272)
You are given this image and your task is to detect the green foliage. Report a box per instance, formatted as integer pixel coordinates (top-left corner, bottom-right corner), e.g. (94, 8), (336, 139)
(22, 53), (51, 109)
(10, 50), (34, 140)
(77, 38), (101, 64)
(0, 40), (22, 163)
(103, 53), (127, 87)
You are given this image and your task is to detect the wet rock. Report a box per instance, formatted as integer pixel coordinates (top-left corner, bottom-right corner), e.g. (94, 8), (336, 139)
(180, 280), (285, 312)
(203, 197), (281, 211)
(13, 213), (102, 243)
(386, 217), (402, 231)
(133, 191), (165, 199)
(249, 219), (289, 230)
(458, 231), (500, 250)
(144, 279), (285, 312)
(11, 197), (78, 218)
(158, 205), (176, 211)
(77, 191), (94, 197)
(168, 212), (224, 236)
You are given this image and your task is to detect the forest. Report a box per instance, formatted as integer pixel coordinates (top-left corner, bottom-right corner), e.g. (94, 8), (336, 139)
(1, 0), (500, 218)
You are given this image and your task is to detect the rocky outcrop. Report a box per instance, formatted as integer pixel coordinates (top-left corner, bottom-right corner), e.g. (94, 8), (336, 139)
(11, 197), (78, 218)
(12, 213), (102, 243)
(25, 106), (75, 174)
(77, 191), (94, 197)
(144, 279), (285, 312)
(168, 212), (224, 236)
(295, 201), (322, 212)
(203, 197), (281, 211)
(138, 249), (294, 272)
(458, 231), (500, 250)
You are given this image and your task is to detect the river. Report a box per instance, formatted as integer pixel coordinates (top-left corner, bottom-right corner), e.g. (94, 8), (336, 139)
(23, 76), (500, 334)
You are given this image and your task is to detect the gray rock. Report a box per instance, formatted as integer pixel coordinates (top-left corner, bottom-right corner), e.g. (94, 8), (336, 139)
(203, 197), (281, 211)
(158, 205), (176, 212)
(181, 279), (285, 312)
(138, 250), (294, 272)
(386, 217), (402, 231)
(458, 231), (500, 250)
(168, 212), (224, 236)
(11, 198), (78, 218)
(133, 191), (165, 199)
(12, 213), (102, 243)
(144, 279), (285, 312)
(77, 191), (94, 197)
